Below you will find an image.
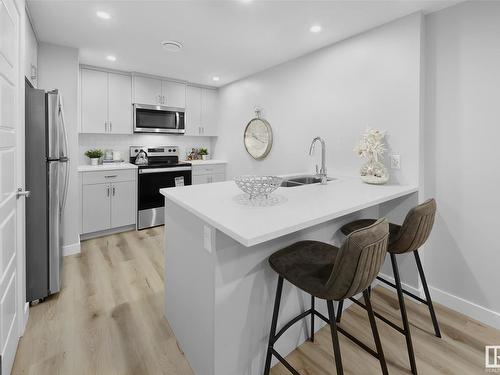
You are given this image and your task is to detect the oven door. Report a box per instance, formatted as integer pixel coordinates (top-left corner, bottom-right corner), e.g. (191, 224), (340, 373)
(134, 104), (185, 134)
(137, 166), (192, 229)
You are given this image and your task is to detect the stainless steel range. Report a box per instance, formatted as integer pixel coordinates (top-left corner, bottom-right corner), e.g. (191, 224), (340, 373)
(130, 146), (192, 229)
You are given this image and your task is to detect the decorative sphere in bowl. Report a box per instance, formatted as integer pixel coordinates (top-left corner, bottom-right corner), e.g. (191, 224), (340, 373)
(234, 175), (283, 199)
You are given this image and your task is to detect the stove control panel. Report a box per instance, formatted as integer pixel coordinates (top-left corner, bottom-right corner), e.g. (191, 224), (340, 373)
(130, 146), (179, 157)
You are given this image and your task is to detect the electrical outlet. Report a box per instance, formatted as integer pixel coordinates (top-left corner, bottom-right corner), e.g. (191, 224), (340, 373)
(390, 154), (401, 170)
(204, 225), (214, 253)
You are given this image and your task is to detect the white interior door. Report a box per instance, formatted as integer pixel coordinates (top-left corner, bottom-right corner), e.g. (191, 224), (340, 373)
(0, 0), (21, 373)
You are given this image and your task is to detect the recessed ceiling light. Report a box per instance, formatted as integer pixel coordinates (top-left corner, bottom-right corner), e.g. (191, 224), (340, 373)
(310, 24), (322, 33)
(96, 11), (111, 20)
(161, 40), (183, 52)
(106, 55), (116, 61)
(212, 76), (220, 82)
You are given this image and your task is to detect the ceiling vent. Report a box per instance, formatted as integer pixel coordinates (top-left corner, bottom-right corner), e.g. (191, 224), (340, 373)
(161, 40), (183, 52)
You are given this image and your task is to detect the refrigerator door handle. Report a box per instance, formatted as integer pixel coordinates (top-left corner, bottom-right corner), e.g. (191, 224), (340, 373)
(58, 94), (70, 213)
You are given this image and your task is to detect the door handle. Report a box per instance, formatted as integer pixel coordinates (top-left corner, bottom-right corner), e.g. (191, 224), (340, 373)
(16, 188), (31, 198)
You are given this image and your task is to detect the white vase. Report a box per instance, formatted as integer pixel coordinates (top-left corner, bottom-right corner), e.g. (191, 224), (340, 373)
(202, 155), (209, 160)
(90, 158), (99, 166)
(360, 155), (389, 185)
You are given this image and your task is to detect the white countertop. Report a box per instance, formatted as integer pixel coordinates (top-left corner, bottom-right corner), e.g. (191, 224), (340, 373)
(161, 176), (418, 247)
(186, 159), (228, 165)
(78, 162), (138, 172)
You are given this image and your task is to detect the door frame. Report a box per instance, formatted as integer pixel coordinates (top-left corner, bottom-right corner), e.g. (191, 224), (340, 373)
(16, 0), (28, 337)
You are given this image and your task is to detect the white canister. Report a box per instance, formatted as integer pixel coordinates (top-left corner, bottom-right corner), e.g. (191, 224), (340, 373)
(113, 151), (121, 161)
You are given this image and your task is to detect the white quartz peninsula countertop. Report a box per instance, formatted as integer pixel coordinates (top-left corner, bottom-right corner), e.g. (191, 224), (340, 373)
(161, 176), (418, 247)
(78, 162), (138, 172)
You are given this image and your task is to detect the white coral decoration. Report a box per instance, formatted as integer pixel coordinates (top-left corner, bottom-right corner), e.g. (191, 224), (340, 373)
(354, 128), (387, 162)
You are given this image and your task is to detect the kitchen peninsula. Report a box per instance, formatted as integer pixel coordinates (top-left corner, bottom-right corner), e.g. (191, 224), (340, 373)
(160, 177), (418, 375)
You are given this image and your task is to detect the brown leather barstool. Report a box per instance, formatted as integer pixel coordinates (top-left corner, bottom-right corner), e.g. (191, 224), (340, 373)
(263, 219), (390, 375)
(337, 199), (439, 375)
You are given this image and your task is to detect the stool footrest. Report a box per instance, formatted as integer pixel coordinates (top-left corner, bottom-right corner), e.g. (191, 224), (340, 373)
(349, 297), (405, 334)
(377, 276), (428, 305)
(273, 308), (313, 345)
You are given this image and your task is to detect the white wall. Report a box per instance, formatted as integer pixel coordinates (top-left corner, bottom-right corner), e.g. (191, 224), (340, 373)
(214, 13), (423, 187)
(214, 13), (424, 288)
(78, 134), (213, 165)
(38, 43), (80, 249)
(424, 1), (500, 328)
(24, 8), (38, 88)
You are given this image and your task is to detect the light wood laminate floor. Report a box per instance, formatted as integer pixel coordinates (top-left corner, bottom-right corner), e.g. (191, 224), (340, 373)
(12, 228), (500, 374)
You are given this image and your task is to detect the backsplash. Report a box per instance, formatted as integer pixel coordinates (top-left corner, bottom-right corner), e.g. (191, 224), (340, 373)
(78, 133), (214, 165)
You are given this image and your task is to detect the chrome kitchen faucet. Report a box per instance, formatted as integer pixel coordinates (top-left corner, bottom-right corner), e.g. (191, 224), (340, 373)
(309, 137), (328, 184)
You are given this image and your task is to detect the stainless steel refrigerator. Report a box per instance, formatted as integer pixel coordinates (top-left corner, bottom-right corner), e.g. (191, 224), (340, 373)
(25, 82), (69, 302)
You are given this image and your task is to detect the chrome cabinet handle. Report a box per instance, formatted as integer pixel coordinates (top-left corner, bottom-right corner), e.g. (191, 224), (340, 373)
(105, 175), (117, 178)
(112, 186), (116, 196)
(110, 122), (112, 132)
(107, 186), (110, 197)
(105, 122), (107, 132)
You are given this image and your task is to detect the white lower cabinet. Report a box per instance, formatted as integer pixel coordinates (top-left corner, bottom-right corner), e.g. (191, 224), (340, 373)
(191, 164), (226, 185)
(82, 183), (111, 233)
(81, 169), (137, 234)
(110, 181), (136, 228)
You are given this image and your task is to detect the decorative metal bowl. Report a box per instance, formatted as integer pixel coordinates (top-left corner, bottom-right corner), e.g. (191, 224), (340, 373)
(234, 175), (283, 199)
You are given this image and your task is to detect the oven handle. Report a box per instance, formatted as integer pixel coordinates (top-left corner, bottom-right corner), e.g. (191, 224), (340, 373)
(139, 166), (192, 174)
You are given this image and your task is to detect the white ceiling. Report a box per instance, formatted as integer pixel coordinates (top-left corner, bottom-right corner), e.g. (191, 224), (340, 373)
(28, 0), (460, 87)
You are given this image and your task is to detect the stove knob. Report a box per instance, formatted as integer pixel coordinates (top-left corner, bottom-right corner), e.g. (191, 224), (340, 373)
(135, 149), (139, 153)
(168, 149), (172, 152)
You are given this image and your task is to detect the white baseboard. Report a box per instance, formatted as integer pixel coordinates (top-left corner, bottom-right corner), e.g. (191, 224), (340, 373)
(378, 272), (422, 297)
(429, 286), (500, 330)
(378, 273), (500, 330)
(62, 238), (81, 256)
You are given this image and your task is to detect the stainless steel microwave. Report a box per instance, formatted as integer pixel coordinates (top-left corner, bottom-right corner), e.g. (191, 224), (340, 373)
(133, 104), (185, 134)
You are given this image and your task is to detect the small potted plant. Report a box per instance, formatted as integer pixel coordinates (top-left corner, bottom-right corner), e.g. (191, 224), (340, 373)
(85, 149), (103, 166)
(199, 148), (209, 160)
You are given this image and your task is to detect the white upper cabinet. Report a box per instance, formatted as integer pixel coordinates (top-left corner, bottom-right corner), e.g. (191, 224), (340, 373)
(185, 85), (202, 136)
(81, 68), (132, 134)
(133, 75), (186, 107)
(81, 69), (108, 133)
(108, 73), (132, 134)
(162, 80), (186, 108)
(201, 88), (218, 136)
(185, 86), (218, 136)
(133, 76), (162, 105)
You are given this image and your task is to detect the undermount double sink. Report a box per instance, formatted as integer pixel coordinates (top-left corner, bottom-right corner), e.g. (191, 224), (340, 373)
(281, 175), (335, 187)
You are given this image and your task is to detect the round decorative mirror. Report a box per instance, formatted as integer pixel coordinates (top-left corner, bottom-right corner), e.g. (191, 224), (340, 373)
(244, 110), (273, 160)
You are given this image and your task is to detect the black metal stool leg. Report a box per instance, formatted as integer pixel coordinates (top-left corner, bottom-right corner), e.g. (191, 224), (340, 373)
(327, 300), (344, 375)
(310, 295), (315, 342)
(414, 250), (441, 338)
(336, 300), (343, 323)
(264, 276), (284, 375)
(391, 253), (418, 375)
(363, 289), (389, 375)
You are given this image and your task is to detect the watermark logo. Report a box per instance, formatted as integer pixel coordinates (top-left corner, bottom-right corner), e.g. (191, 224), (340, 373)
(486, 346), (500, 372)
